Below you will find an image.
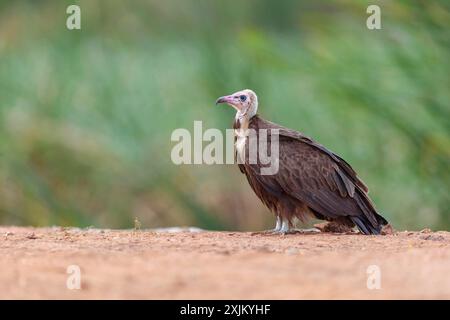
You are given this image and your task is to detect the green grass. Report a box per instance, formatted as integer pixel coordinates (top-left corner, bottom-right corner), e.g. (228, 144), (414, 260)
(0, 0), (449, 230)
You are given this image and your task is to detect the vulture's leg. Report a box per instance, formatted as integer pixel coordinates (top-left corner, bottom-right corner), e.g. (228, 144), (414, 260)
(273, 215), (282, 232)
(265, 216), (283, 234)
(251, 215), (282, 235)
(277, 217), (320, 234)
(278, 217), (295, 234)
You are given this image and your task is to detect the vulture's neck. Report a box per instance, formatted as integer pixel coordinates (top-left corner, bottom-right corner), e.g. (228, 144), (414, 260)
(234, 112), (256, 163)
(234, 112), (254, 131)
(234, 105), (257, 130)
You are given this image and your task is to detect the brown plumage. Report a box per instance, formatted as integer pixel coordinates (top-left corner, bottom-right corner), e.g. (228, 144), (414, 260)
(216, 89), (388, 235)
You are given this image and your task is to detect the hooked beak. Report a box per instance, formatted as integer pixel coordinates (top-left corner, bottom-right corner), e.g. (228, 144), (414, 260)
(215, 95), (235, 105)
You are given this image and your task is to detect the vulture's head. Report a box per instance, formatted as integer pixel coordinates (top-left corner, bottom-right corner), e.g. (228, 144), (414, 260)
(215, 89), (258, 118)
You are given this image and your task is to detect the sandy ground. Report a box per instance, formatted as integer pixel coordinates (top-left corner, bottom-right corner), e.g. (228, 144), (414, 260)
(0, 226), (449, 299)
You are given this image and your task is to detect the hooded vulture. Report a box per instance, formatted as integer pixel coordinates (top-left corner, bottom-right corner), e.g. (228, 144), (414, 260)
(216, 89), (388, 235)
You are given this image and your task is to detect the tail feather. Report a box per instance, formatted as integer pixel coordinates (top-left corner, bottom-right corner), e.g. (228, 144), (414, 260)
(351, 216), (377, 235)
(350, 214), (387, 235)
(352, 189), (388, 235)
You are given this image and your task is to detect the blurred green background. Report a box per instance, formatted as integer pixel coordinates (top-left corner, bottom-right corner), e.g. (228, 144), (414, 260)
(0, 0), (449, 231)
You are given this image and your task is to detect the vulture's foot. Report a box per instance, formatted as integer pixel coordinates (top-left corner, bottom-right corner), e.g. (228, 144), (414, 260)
(277, 218), (303, 235)
(250, 229), (280, 236)
(272, 219), (318, 235)
(251, 217), (284, 235)
(251, 218), (321, 236)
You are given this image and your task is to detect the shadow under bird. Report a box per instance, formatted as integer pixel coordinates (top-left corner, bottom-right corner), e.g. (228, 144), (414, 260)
(216, 89), (389, 235)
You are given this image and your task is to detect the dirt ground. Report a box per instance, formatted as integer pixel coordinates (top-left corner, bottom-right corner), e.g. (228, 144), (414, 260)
(0, 226), (449, 299)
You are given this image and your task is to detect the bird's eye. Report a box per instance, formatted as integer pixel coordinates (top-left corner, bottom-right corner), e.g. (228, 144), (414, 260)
(239, 95), (247, 102)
